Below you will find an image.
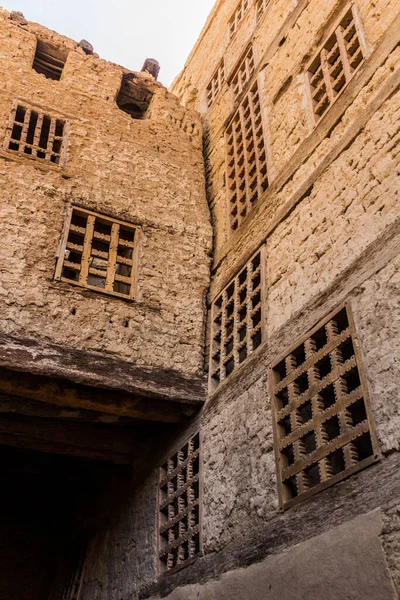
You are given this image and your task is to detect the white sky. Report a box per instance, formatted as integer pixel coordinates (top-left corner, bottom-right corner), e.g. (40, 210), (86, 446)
(1, 0), (217, 86)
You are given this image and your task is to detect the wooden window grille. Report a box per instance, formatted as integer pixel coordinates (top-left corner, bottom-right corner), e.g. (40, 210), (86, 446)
(55, 207), (140, 300)
(210, 248), (265, 390)
(229, 0), (250, 38)
(256, 0), (269, 22)
(270, 304), (379, 510)
(159, 433), (201, 574)
(306, 6), (365, 123)
(207, 60), (225, 107)
(4, 103), (67, 166)
(230, 45), (255, 99)
(226, 82), (268, 231)
(33, 39), (68, 81)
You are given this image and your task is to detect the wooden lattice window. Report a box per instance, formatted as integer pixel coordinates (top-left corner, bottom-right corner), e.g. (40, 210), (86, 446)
(256, 0), (269, 21)
(230, 45), (255, 99)
(55, 207), (140, 300)
(210, 248), (265, 390)
(229, 0), (250, 38)
(33, 39), (68, 80)
(207, 60), (225, 107)
(270, 304), (379, 510)
(226, 82), (268, 231)
(306, 6), (366, 123)
(159, 433), (201, 574)
(4, 103), (67, 166)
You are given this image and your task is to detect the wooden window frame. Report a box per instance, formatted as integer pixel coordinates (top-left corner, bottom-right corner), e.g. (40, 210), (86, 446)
(270, 303), (379, 510)
(255, 0), (270, 22)
(305, 4), (368, 125)
(228, 44), (255, 99)
(206, 60), (225, 107)
(158, 433), (202, 575)
(55, 206), (140, 301)
(3, 101), (68, 167)
(209, 247), (266, 391)
(225, 81), (269, 231)
(229, 0), (250, 39)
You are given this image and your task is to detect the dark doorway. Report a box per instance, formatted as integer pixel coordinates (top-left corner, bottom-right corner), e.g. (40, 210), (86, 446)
(0, 445), (130, 600)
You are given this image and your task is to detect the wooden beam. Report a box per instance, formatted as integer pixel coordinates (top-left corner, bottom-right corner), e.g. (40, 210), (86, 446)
(0, 333), (207, 405)
(0, 368), (189, 424)
(0, 413), (139, 464)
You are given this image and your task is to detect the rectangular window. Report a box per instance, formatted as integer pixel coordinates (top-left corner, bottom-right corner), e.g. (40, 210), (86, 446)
(33, 38), (68, 81)
(207, 60), (225, 107)
(159, 433), (201, 574)
(306, 6), (365, 123)
(229, 45), (255, 99)
(270, 304), (379, 510)
(210, 248), (264, 390)
(226, 82), (268, 231)
(229, 0), (250, 38)
(256, 0), (269, 22)
(4, 103), (66, 165)
(55, 207), (140, 300)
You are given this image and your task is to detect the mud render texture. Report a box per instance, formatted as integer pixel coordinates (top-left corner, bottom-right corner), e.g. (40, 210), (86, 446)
(0, 2), (399, 600)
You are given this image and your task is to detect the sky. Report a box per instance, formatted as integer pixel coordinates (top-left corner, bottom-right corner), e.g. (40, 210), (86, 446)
(1, 0), (217, 86)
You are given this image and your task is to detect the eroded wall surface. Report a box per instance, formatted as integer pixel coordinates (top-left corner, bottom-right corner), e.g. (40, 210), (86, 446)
(143, 0), (400, 598)
(0, 8), (212, 380)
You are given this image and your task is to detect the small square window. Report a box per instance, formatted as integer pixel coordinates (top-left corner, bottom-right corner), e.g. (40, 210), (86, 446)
(116, 73), (153, 119)
(55, 207), (140, 300)
(4, 103), (67, 166)
(33, 39), (68, 81)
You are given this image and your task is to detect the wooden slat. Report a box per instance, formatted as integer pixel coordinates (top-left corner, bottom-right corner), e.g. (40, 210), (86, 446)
(46, 116), (57, 162)
(105, 222), (120, 293)
(79, 215), (95, 285)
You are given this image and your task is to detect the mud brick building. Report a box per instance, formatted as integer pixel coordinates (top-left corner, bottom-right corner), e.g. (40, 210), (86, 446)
(0, 0), (399, 599)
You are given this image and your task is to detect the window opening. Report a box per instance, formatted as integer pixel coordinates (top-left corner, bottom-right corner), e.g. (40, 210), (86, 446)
(256, 0), (270, 22)
(270, 304), (379, 509)
(226, 82), (268, 231)
(159, 433), (201, 574)
(4, 103), (66, 165)
(307, 6), (365, 123)
(230, 45), (255, 99)
(229, 0), (250, 38)
(116, 73), (153, 119)
(207, 60), (225, 107)
(33, 39), (68, 81)
(210, 248), (264, 389)
(55, 207), (140, 300)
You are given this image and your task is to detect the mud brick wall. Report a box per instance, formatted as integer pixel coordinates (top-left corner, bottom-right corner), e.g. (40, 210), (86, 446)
(155, 0), (400, 597)
(0, 8), (212, 377)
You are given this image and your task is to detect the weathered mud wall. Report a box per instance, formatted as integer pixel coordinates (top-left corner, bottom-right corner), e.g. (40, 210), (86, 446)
(0, 8), (212, 378)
